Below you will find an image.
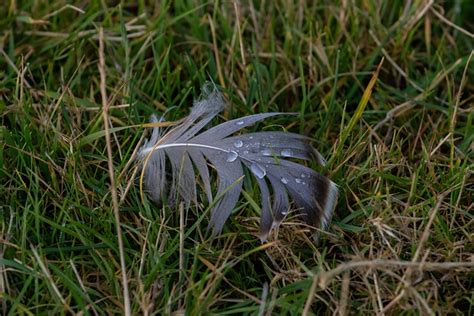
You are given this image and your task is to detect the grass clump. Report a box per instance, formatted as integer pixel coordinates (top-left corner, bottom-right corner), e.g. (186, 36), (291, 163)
(1, 1), (473, 314)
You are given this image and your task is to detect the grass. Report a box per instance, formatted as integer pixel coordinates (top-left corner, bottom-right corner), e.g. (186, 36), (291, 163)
(1, 1), (473, 314)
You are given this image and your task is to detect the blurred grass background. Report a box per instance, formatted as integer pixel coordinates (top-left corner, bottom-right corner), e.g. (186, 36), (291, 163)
(0, 0), (473, 314)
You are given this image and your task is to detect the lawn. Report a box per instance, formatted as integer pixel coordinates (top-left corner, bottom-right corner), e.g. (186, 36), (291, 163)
(1, 1), (473, 314)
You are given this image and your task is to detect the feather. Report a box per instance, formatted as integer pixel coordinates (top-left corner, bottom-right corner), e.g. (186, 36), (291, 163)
(138, 82), (338, 241)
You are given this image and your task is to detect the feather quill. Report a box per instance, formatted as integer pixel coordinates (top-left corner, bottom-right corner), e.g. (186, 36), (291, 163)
(138, 83), (338, 241)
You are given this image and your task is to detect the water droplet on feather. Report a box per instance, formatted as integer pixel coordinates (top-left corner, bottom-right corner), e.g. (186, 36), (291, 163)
(281, 149), (293, 157)
(295, 178), (301, 184)
(280, 177), (288, 184)
(236, 120), (244, 126)
(226, 151), (238, 162)
(250, 163), (266, 179)
(234, 140), (243, 148)
(261, 149), (273, 156)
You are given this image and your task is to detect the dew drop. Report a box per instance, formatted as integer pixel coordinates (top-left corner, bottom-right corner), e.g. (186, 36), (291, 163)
(250, 163), (266, 179)
(295, 178), (302, 184)
(261, 148), (273, 156)
(234, 140), (243, 148)
(281, 210), (288, 216)
(236, 120), (244, 126)
(280, 177), (288, 184)
(281, 149), (293, 157)
(226, 151), (238, 162)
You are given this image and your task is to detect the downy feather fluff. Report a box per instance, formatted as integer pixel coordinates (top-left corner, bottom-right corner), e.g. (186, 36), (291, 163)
(138, 83), (338, 241)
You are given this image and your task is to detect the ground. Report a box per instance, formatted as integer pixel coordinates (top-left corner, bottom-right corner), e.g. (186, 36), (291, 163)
(0, 1), (473, 315)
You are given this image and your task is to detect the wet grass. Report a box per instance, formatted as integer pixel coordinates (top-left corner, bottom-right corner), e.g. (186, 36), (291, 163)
(1, 1), (473, 314)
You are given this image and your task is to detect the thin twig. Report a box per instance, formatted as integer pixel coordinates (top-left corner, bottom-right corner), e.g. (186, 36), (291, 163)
(390, 0), (434, 35)
(42, 4), (85, 19)
(302, 275), (319, 316)
(30, 246), (71, 312)
(372, 272), (384, 316)
(450, 51), (473, 164)
(338, 272), (350, 316)
(412, 192), (447, 262)
(317, 259), (474, 288)
(0, 48), (32, 88)
(98, 27), (131, 316)
(70, 259), (99, 316)
(208, 14), (226, 88)
(233, 1), (246, 67)
(430, 8), (474, 38)
(25, 30), (145, 42)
